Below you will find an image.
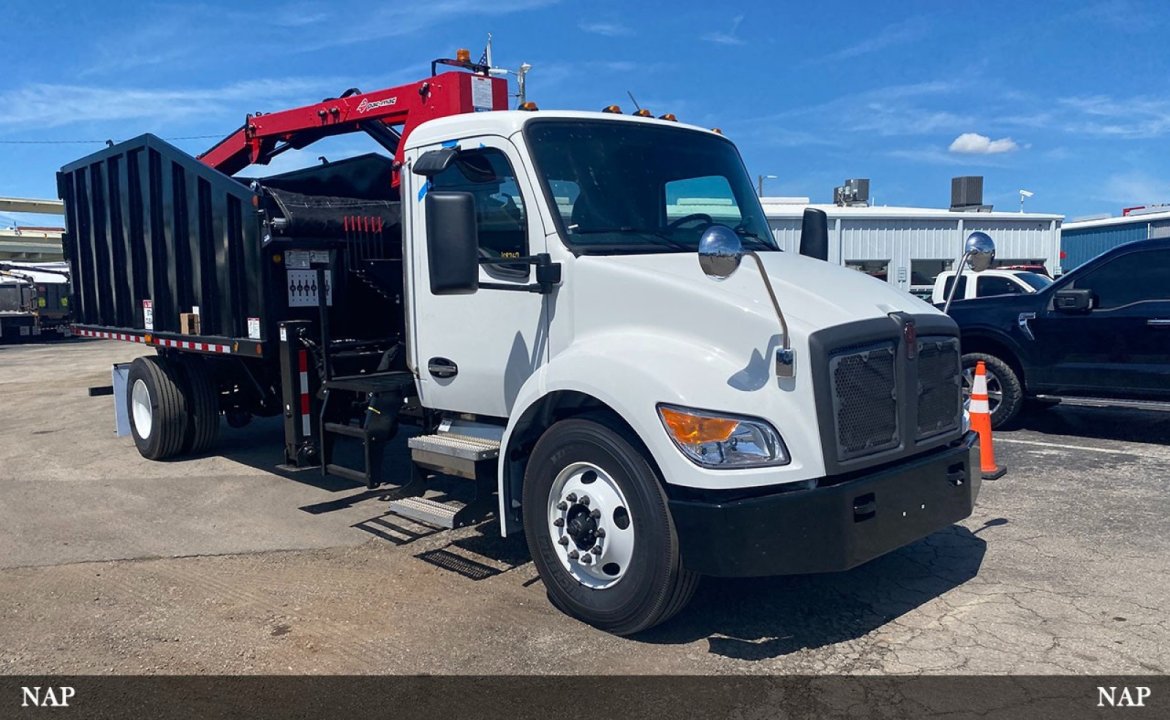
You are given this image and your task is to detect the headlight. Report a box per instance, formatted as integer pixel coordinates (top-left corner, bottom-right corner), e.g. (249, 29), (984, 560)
(657, 404), (789, 468)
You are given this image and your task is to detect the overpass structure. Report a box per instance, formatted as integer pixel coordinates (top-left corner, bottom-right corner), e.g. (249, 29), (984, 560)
(0, 197), (65, 261)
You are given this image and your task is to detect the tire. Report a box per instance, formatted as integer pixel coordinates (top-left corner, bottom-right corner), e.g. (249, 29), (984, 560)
(178, 355), (221, 454)
(962, 352), (1023, 429)
(522, 417), (699, 636)
(127, 355), (190, 460)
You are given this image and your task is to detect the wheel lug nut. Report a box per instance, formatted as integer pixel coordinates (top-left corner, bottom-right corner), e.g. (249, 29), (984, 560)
(591, 545), (602, 555)
(596, 528), (606, 537)
(580, 496), (590, 506)
(568, 550), (579, 560)
(590, 509), (601, 519)
(558, 536), (569, 546)
(566, 493), (577, 502)
(557, 501), (567, 511)
(553, 518), (564, 527)
(581, 555), (592, 565)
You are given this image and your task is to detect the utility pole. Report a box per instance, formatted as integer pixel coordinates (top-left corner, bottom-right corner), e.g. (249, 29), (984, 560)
(757, 174), (777, 197)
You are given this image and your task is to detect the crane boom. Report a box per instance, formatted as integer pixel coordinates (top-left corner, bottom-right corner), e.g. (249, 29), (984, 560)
(198, 62), (508, 179)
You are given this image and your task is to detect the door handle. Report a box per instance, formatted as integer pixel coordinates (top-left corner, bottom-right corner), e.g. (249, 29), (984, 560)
(1148, 319), (1170, 327)
(427, 357), (458, 378)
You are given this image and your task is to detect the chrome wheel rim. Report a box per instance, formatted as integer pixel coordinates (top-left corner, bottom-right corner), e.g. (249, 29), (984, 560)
(547, 461), (634, 589)
(131, 378), (153, 438)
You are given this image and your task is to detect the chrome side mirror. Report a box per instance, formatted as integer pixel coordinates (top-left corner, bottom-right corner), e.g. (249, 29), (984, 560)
(698, 225), (743, 279)
(943, 231), (998, 313)
(964, 231), (996, 272)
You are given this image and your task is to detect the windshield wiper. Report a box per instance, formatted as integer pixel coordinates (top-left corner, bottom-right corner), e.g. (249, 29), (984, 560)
(734, 228), (778, 250)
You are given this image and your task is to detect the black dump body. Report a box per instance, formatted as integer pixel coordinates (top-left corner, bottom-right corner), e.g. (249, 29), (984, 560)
(58, 134), (404, 361)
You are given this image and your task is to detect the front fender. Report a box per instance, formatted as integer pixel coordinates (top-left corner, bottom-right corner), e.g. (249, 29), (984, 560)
(496, 330), (826, 534)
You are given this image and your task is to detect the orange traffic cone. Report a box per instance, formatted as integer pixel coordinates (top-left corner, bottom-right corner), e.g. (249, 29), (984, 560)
(970, 360), (1007, 480)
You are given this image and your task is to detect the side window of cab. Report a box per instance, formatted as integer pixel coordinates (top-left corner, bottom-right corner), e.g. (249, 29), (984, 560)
(431, 148), (529, 279)
(1072, 249), (1170, 309)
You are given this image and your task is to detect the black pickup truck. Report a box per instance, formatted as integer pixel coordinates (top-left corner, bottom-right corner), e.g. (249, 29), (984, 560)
(946, 238), (1170, 427)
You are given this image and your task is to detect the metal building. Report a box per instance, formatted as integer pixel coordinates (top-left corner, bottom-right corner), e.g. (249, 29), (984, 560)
(761, 200), (1063, 297)
(1061, 208), (1170, 271)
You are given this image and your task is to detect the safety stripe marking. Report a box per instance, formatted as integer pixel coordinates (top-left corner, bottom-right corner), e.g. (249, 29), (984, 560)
(73, 328), (231, 353)
(298, 349), (311, 436)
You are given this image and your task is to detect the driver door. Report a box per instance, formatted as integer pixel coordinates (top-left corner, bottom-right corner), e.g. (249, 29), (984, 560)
(406, 136), (550, 418)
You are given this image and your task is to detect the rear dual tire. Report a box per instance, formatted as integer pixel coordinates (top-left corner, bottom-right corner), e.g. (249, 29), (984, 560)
(126, 354), (220, 460)
(523, 417), (698, 636)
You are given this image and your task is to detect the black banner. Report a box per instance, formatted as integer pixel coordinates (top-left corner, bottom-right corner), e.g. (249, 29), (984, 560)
(1, 676), (1166, 719)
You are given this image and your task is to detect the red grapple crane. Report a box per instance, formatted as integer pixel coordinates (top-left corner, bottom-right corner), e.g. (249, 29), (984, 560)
(198, 54), (509, 183)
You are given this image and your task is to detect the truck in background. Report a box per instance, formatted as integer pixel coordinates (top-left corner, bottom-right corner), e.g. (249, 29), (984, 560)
(58, 50), (981, 634)
(930, 268), (1052, 305)
(0, 262), (71, 342)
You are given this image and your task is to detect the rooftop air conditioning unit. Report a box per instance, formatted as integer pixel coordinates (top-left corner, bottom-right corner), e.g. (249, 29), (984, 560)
(950, 176), (992, 212)
(833, 178), (870, 207)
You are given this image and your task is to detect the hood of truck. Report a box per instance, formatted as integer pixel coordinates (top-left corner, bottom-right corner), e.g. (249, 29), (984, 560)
(556, 250), (952, 490)
(571, 250), (939, 338)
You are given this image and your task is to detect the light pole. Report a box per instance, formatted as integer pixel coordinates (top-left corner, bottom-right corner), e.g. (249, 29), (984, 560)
(757, 174), (777, 197)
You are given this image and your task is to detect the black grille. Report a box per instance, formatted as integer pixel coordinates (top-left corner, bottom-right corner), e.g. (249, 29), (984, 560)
(829, 343), (899, 460)
(916, 336), (962, 439)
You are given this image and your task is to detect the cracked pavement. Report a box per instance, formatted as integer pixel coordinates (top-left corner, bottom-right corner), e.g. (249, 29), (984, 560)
(1, 340), (1167, 674)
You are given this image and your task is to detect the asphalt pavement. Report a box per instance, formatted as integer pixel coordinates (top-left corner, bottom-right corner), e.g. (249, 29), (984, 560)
(1, 339), (1167, 674)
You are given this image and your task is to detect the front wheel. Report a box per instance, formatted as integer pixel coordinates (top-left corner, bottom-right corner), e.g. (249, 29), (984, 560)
(961, 352), (1023, 429)
(522, 417), (698, 635)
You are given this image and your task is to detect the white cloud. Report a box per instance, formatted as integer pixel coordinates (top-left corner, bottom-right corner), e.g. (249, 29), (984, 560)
(578, 21), (633, 37)
(820, 18), (929, 62)
(0, 78), (347, 129)
(1097, 171), (1170, 205)
(948, 133), (1020, 154)
(703, 15), (745, 45)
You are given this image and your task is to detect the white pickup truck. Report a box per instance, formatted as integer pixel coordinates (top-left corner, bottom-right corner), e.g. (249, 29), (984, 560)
(931, 268), (1052, 305)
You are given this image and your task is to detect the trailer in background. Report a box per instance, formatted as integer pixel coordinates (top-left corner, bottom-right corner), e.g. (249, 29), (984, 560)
(759, 200), (1063, 298)
(1062, 207), (1170, 271)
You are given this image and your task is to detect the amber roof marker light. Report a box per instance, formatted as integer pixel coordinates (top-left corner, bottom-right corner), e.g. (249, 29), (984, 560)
(602, 104), (622, 114)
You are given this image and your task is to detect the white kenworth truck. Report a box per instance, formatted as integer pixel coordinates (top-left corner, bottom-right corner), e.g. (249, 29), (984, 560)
(59, 55), (979, 634)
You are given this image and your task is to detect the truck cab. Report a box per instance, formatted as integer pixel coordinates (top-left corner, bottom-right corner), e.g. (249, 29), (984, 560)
(948, 238), (1170, 427)
(59, 67), (980, 634)
(399, 111), (979, 630)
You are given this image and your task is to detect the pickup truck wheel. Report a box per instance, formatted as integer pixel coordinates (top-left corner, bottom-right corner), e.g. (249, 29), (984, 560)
(127, 356), (190, 460)
(961, 353), (1022, 429)
(523, 418), (698, 636)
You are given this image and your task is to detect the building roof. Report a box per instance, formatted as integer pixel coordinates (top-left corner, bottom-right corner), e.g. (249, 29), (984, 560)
(759, 201), (1063, 222)
(1063, 209), (1170, 230)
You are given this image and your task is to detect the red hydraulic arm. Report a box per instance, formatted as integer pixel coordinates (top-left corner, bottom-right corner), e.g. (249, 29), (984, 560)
(198, 61), (509, 181)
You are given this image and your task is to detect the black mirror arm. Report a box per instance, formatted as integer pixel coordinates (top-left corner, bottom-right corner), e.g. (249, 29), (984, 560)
(478, 253), (562, 294)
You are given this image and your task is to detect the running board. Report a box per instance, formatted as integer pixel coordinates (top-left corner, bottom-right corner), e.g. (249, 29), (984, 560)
(408, 433), (500, 480)
(1035, 395), (1170, 413)
(386, 497), (461, 529)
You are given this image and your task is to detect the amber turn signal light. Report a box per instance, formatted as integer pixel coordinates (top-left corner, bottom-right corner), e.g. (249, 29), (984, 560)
(659, 407), (739, 445)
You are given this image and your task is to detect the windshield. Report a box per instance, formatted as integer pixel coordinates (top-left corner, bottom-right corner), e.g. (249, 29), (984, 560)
(1014, 272), (1053, 291)
(524, 119), (776, 254)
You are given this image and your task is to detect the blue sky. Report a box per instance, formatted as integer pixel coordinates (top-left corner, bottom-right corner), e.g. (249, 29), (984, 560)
(3, 0), (1170, 227)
